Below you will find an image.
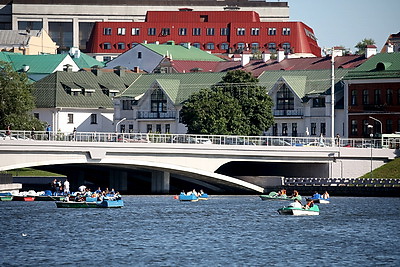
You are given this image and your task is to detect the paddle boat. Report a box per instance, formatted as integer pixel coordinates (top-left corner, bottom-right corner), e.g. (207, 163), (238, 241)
(306, 192), (330, 204)
(259, 191), (302, 201)
(277, 201), (320, 216)
(0, 192), (13, 201)
(178, 191), (209, 202)
(12, 195), (35, 201)
(35, 190), (66, 201)
(55, 198), (124, 208)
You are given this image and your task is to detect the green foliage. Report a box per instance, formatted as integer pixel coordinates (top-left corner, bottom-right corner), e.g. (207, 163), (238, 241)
(0, 61), (44, 130)
(7, 168), (65, 177)
(355, 38), (375, 55)
(181, 70), (274, 136)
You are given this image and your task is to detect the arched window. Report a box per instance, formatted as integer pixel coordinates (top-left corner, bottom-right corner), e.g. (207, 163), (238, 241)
(220, 43), (229, 50)
(206, 43), (215, 50)
(151, 88), (167, 114)
(192, 43), (201, 49)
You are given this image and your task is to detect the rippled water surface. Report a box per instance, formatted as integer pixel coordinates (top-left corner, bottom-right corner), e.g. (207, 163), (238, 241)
(1, 196), (399, 266)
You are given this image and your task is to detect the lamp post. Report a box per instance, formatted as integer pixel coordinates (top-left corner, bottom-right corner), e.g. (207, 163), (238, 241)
(323, 47), (336, 146)
(368, 124), (373, 179)
(115, 117), (126, 133)
(369, 116), (382, 146)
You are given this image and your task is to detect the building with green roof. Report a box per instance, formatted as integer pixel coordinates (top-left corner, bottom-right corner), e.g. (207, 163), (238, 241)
(258, 69), (349, 138)
(33, 68), (141, 133)
(115, 72), (227, 133)
(343, 52), (400, 139)
(105, 42), (225, 74)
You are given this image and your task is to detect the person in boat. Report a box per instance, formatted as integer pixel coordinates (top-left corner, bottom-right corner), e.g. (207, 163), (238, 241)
(304, 200), (314, 209)
(289, 199), (302, 208)
(276, 189), (287, 197)
(322, 191), (330, 199)
(95, 187), (102, 194)
(312, 191), (321, 199)
(64, 194), (71, 202)
(199, 189), (205, 196)
(289, 190), (299, 198)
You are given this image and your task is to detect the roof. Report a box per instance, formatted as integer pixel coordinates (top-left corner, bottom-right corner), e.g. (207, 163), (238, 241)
(3, 53), (70, 74)
(0, 30), (42, 47)
(71, 52), (105, 69)
(120, 72), (227, 104)
(344, 52), (400, 80)
(142, 43), (225, 62)
(33, 70), (141, 108)
(258, 69), (349, 99)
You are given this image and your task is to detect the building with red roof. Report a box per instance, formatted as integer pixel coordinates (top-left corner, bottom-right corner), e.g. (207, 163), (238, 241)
(86, 10), (320, 62)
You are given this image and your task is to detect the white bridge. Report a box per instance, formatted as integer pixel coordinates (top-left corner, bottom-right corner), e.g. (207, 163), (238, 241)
(0, 132), (397, 193)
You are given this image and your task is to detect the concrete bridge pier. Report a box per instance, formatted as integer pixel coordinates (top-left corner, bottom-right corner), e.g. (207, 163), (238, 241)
(109, 169), (128, 192)
(151, 170), (170, 194)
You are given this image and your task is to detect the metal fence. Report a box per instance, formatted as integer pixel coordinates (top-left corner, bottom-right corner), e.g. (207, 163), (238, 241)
(0, 130), (388, 148)
(284, 177), (400, 187)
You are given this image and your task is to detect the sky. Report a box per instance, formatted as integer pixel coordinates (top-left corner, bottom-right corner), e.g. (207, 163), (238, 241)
(289, 0), (399, 53)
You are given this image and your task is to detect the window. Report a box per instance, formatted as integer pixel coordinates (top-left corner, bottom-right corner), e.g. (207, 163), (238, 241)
(156, 124), (162, 133)
(103, 56), (111, 62)
(117, 28), (125, 35)
(193, 28), (201, 36)
(178, 28), (187, 36)
(237, 28), (245, 36)
(292, 123), (297, 137)
(282, 27), (291, 35)
(68, 114), (73, 124)
(362, 89), (369, 105)
(147, 124), (152, 133)
(122, 100), (134, 110)
(272, 123), (278, 136)
(193, 43), (201, 48)
(161, 28), (170, 36)
(351, 90), (357, 106)
(374, 89), (381, 105)
(206, 28), (215, 36)
(313, 97), (325, 107)
(117, 43), (125, 49)
(165, 124), (170, 134)
(131, 28), (140, 35)
(321, 123), (326, 136)
(120, 124), (125, 133)
(282, 123), (288, 136)
(387, 89), (393, 104)
(138, 52), (142, 59)
(282, 42), (291, 53)
(151, 88), (167, 115)
(148, 28), (156, 36)
(362, 119), (368, 136)
(236, 43), (245, 51)
(128, 124), (134, 133)
(251, 28), (260, 36)
(90, 114), (97, 124)
(220, 28), (229, 36)
(103, 43), (111, 50)
(386, 119), (393, 134)
(268, 43), (276, 53)
(351, 120), (358, 136)
(103, 28), (112, 35)
(34, 113), (39, 119)
(276, 84), (294, 110)
(131, 42), (138, 48)
(311, 123), (317, 136)
(251, 43), (259, 52)
(268, 28), (276, 35)
(220, 43), (229, 50)
(206, 43), (214, 50)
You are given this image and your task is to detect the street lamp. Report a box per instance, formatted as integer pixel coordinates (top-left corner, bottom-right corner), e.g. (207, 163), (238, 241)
(369, 116), (382, 146)
(323, 47), (336, 147)
(368, 124), (373, 179)
(115, 117), (126, 133)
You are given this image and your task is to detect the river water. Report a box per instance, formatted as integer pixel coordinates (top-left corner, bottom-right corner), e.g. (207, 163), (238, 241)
(1, 195), (399, 266)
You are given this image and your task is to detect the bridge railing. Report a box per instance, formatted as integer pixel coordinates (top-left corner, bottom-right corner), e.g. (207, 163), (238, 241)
(284, 177), (400, 187)
(0, 130), (385, 148)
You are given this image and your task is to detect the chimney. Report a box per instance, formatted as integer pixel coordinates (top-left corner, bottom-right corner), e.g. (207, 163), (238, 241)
(91, 65), (102, 76)
(114, 66), (126, 77)
(262, 51), (271, 62)
(386, 43), (394, 53)
(277, 48), (285, 62)
(241, 51), (251, 66)
(365, 45), (377, 58)
(22, 64), (30, 72)
(133, 66), (140, 73)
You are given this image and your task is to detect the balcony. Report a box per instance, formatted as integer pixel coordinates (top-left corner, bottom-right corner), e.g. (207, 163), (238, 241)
(137, 111), (177, 119)
(273, 109), (303, 117)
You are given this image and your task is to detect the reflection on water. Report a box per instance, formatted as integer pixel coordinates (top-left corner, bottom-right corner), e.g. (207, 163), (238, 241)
(1, 196), (399, 266)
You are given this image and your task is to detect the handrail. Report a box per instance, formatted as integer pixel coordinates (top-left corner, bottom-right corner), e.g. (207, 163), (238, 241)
(0, 130), (387, 148)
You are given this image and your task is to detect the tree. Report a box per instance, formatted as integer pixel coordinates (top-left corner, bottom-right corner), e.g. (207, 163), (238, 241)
(355, 38), (375, 55)
(181, 70), (274, 136)
(0, 61), (44, 130)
